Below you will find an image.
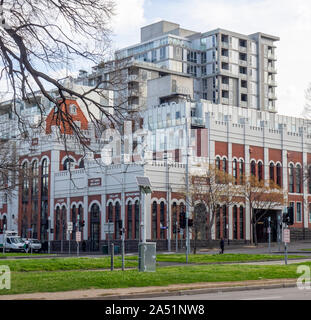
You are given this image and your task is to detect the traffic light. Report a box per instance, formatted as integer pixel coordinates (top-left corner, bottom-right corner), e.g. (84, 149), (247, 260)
(180, 212), (186, 229)
(80, 220), (85, 228)
(287, 206), (294, 225)
(283, 207), (294, 225)
(188, 219), (193, 227)
(118, 220), (123, 229)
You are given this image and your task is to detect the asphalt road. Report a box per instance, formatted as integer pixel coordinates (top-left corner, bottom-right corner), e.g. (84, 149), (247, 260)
(135, 286), (311, 300)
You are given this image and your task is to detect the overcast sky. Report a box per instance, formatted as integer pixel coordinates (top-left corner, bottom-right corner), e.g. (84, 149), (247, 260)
(111, 0), (311, 118)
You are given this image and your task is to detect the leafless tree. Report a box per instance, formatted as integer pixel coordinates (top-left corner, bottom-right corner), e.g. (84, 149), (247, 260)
(239, 175), (285, 245)
(185, 164), (239, 250)
(302, 83), (311, 119)
(0, 0), (137, 152)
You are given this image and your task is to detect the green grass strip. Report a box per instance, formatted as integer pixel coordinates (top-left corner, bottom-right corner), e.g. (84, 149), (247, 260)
(0, 257), (137, 272)
(1, 262), (309, 295)
(126, 253), (306, 264)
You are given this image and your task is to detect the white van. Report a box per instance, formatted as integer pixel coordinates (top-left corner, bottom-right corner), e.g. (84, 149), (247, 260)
(0, 231), (26, 252)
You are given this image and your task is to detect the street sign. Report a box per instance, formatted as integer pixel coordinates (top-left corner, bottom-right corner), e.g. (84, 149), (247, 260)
(283, 229), (290, 243)
(103, 222), (114, 234)
(67, 222), (73, 231)
(267, 227), (271, 234)
(76, 231), (81, 242)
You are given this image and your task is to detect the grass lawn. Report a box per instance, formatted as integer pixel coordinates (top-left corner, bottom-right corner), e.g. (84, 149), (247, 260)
(126, 253), (306, 264)
(1, 262), (309, 295)
(0, 257), (138, 272)
(301, 249), (311, 251)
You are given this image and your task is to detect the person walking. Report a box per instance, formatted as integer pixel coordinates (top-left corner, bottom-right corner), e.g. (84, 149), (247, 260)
(220, 238), (225, 254)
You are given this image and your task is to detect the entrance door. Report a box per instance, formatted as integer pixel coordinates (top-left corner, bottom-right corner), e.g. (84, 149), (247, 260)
(254, 210), (279, 243)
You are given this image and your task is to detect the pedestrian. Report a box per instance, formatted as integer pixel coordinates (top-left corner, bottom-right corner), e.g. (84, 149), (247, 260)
(24, 239), (29, 253)
(220, 238), (224, 254)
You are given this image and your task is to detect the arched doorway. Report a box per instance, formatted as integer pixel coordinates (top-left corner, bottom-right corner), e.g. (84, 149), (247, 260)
(90, 203), (100, 251)
(193, 203), (208, 240)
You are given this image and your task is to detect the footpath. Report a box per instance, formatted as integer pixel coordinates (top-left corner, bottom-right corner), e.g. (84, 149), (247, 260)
(0, 278), (299, 300)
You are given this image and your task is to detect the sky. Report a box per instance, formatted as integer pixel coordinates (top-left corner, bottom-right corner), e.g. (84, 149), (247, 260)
(110, 0), (311, 118)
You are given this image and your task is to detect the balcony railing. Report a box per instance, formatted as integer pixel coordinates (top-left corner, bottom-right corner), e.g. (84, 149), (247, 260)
(268, 79), (277, 86)
(268, 52), (277, 60)
(267, 66), (277, 73)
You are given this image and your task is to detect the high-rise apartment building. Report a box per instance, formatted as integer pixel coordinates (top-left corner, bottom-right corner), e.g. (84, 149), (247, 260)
(115, 20), (279, 112)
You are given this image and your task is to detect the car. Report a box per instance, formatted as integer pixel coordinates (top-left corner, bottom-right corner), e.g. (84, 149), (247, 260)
(22, 238), (42, 253)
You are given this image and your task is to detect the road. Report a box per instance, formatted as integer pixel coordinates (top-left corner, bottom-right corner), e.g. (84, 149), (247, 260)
(136, 286), (311, 300)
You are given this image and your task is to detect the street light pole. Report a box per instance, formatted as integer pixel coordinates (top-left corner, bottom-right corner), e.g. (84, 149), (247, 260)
(185, 119), (190, 263)
(48, 217), (51, 254)
(165, 137), (171, 252)
(121, 156), (125, 271)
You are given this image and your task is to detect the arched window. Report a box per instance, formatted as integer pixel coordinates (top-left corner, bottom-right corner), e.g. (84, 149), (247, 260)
(72, 205), (76, 239)
(172, 202), (177, 240)
(233, 159), (237, 183)
(108, 203), (113, 222)
(61, 206), (67, 240)
(296, 164), (302, 193)
(127, 201), (132, 240)
(233, 206), (238, 240)
(215, 156), (221, 170)
(239, 206), (244, 239)
(115, 202), (121, 240)
(258, 161), (263, 181)
(63, 158), (74, 170)
(134, 200), (140, 240)
(289, 164), (294, 193)
(32, 160), (38, 196)
(90, 203), (100, 251)
(222, 205), (227, 238)
(276, 163), (282, 187)
(22, 162), (29, 201)
(239, 159), (244, 184)
(216, 205), (221, 239)
(78, 204), (83, 236)
(160, 202), (165, 239)
(55, 207), (60, 240)
(222, 158), (227, 173)
(152, 201), (157, 240)
(269, 163), (275, 184)
(251, 160), (256, 177)
(41, 159), (49, 197)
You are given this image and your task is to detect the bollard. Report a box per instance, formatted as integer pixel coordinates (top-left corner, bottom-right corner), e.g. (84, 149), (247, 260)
(110, 243), (114, 271)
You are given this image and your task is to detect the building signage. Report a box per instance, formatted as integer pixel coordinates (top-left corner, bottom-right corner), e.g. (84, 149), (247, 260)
(88, 178), (102, 187)
(125, 192), (140, 197)
(108, 194), (120, 199)
(55, 198), (66, 204)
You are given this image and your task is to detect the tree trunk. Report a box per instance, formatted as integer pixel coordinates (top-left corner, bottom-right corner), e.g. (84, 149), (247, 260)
(253, 221), (258, 246)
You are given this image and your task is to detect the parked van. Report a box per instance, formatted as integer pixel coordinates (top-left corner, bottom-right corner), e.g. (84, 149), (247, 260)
(0, 231), (26, 252)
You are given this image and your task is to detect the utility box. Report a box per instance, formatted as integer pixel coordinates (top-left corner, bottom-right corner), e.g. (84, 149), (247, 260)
(138, 242), (156, 272)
